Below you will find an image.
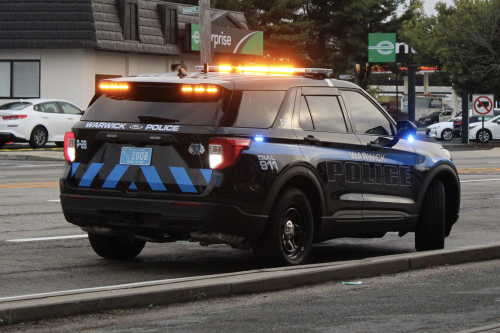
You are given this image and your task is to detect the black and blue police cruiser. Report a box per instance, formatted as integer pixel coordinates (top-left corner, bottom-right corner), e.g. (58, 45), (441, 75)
(60, 65), (460, 267)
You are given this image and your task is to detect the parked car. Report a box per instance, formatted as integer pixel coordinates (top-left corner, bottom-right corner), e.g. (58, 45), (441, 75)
(468, 114), (500, 143)
(0, 99), (83, 148)
(426, 117), (461, 141)
(418, 109), (453, 126)
(452, 115), (494, 138)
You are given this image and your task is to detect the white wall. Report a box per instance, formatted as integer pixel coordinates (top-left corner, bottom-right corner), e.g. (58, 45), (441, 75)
(0, 49), (204, 109)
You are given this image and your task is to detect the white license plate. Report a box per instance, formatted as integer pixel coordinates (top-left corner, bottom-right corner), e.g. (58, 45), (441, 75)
(120, 147), (152, 166)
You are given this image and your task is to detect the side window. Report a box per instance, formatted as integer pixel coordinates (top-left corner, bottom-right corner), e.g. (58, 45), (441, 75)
(59, 102), (82, 115)
(302, 96), (347, 133)
(299, 96), (314, 131)
(342, 90), (394, 136)
(39, 102), (60, 114)
(234, 91), (286, 128)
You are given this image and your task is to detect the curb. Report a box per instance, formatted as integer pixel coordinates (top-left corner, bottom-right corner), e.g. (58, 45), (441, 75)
(0, 154), (65, 162)
(1, 243), (500, 324)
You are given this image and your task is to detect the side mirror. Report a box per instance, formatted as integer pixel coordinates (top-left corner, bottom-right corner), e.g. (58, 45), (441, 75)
(397, 120), (417, 141)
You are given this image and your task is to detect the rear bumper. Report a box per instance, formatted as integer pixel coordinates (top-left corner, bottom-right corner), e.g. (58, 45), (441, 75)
(60, 194), (268, 240)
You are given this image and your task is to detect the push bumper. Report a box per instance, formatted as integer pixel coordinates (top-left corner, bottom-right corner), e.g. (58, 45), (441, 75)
(60, 194), (268, 240)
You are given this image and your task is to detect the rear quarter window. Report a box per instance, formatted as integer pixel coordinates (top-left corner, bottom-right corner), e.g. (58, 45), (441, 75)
(234, 91), (286, 128)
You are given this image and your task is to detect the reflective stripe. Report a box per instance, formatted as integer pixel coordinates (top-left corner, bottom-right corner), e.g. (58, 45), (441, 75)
(169, 167), (197, 193)
(71, 163), (80, 177)
(128, 181), (137, 190)
(140, 166), (167, 191)
(79, 163), (104, 187)
(325, 79), (333, 87)
(102, 165), (129, 188)
(200, 169), (213, 183)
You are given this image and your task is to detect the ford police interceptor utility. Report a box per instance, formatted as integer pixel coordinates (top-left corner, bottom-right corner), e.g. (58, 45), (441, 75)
(60, 65), (461, 267)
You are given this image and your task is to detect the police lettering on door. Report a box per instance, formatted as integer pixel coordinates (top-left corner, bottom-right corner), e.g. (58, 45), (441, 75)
(327, 151), (411, 186)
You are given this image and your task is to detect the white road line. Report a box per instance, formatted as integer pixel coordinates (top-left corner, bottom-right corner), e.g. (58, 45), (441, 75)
(0, 277), (181, 301)
(6, 235), (88, 242)
(460, 179), (500, 183)
(47, 199), (60, 202)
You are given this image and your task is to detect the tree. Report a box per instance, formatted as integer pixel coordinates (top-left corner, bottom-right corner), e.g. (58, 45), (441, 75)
(400, 0), (500, 95)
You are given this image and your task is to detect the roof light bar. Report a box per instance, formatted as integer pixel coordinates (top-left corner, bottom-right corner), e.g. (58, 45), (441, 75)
(195, 65), (332, 76)
(100, 82), (129, 90)
(181, 85), (218, 93)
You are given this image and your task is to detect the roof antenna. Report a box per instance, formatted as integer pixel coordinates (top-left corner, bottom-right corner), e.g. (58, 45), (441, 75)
(203, 63), (209, 74)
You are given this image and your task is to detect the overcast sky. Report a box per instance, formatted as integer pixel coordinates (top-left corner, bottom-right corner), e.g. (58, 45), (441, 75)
(421, 0), (455, 14)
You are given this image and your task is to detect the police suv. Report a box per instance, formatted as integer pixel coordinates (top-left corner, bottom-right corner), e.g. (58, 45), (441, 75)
(60, 66), (460, 267)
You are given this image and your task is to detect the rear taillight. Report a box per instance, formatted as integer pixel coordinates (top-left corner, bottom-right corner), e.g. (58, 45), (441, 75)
(2, 115), (27, 120)
(64, 132), (75, 162)
(209, 137), (251, 169)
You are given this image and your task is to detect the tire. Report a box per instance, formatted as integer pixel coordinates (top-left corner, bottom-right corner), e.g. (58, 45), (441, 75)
(477, 129), (491, 143)
(29, 126), (48, 148)
(415, 179), (445, 252)
(55, 142), (64, 147)
(441, 128), (453, 141)
(0, 140), (5, 149)
(88, 233), (146, 260)
(253, 188), (314, 267)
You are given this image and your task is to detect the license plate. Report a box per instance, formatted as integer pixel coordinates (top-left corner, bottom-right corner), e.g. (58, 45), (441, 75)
(120, 147), (152, 166)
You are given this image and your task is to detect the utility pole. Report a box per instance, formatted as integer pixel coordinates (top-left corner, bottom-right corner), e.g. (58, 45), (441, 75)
(407, 63), (417, 123)
(199, 0), (212, 65)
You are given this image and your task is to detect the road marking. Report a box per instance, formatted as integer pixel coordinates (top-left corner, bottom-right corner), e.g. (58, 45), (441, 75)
(0, 182), (59, 188)
(6, 235), (88, 242)
(460, 178), (500, 183)
(458, 167), (500, 174)
(47, 199), (60, 202)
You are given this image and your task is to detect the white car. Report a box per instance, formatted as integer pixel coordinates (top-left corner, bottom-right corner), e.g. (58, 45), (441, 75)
(426, 117), (460, 141)
(468, 114), (500, 143)
(0, 99), (83, 148)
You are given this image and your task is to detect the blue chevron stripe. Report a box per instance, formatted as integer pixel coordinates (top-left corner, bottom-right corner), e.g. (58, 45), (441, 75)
(200, 169), (212, 184)
(169, 167), (197, 193)
(71, 163), (80, 177)
(79, 163), (104, 187)
(140, 166), (167, 191)
(102, 165), (130, 189)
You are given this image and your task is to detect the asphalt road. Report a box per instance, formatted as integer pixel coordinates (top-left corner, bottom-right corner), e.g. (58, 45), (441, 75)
(4, 259), (500, 333)
(1, 147), (500, 299)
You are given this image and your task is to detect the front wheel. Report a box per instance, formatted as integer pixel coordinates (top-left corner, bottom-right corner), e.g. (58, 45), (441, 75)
(29, 126), (48, 148)
(415, 179), (445, 252)
(477, 129), (491, 143)
(55, 142), (64, 147)
(88, 233), (146, 260)
(441, 128), (453, 141)
(253, 188), (314, 267)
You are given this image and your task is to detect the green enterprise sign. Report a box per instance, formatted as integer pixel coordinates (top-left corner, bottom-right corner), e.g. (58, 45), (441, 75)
(368, 33), (396, 63)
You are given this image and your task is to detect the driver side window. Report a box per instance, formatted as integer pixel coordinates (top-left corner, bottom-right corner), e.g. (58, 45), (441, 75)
(342, 90), (394, 136)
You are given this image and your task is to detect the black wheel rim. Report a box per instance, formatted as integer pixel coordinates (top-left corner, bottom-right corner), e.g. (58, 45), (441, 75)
(281, 205), (305, 259)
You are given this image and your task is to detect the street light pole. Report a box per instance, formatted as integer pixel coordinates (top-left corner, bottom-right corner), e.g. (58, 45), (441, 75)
(199, 0), (212, 66)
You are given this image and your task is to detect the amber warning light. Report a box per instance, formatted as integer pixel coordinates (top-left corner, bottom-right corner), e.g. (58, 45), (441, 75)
(181, 85), (218, 93)
(99, 82), (129, 90)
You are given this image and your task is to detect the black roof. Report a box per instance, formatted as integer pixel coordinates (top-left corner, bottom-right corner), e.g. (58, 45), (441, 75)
(0, 0), (247, 55)
(106, 72), (360, 91)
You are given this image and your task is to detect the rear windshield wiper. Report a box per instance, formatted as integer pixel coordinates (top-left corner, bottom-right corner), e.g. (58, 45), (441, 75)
(138, 115), (179, 124)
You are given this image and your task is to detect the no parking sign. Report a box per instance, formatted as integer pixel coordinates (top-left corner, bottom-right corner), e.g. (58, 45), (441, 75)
(472, 95), (495, 116)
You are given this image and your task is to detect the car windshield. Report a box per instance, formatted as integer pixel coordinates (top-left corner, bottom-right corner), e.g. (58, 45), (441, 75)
(487, 115), (500, 122)
(0, 102), (32, 110)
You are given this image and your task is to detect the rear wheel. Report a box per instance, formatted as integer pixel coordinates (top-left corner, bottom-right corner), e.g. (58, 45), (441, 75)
(253, 188), (313, 267)
(0, 140), (5, 149)
(477, 129), (491, 143)
(441, 128), (453, 141)
(88, 233), (146, 260)
(29, 126), (47, 148)
(415, 179), (445, 252)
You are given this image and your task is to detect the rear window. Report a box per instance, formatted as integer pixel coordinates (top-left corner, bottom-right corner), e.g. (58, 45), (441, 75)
(233, 91), (286, 128)
(0, 102), (32, 110)
(82, 83), (230, 126)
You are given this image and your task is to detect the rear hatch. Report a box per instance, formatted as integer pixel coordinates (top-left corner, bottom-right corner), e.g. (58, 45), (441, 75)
(68, 81), (232, 196)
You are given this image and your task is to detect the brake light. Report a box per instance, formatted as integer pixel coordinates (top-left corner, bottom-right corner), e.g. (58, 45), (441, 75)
(209, 137), (251, 169)
(2, 115), (27, 120)
(64, 131), (75, 162)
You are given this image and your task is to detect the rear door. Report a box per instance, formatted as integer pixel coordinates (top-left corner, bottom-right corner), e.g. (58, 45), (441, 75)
(292, 87), (364, 237)
(38, 101), (67, 141)
(57, 101), (83, 132)
(68, 82), (230, 197)
(340, 90), (417, 228)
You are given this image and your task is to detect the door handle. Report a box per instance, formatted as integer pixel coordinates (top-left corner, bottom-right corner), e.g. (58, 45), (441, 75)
(304, 135), (320, 145)
(67, 117), (74, 120)
(42, 116), (49, 119)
